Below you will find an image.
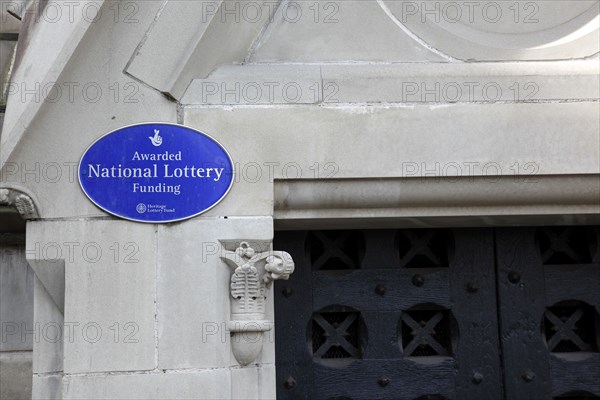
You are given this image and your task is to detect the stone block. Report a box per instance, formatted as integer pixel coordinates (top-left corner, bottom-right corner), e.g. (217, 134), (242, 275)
(0, 245), (34, 352)
(230, 363), (276, 400)
(0, 3), (21, 34)
(183, 102), (600, 218)
(62, 369), (231, 399)
(126, 0), (274, 98)
(27, 220), (157, 373)
(32, 276), (63, 374)
(32, 374), (62, 400)
(182, 65), (322, 105)
(0, 351), (32, 400)
(320, 61), (600, 104)
(250, 0), (444, 63)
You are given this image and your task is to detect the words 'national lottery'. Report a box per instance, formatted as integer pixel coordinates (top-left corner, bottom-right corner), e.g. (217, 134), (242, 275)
(79, 123), (234, 223)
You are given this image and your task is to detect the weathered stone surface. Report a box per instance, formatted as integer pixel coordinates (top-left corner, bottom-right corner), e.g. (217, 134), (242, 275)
(0, 245), (34, 351)
(273, 175), (600, 229)
(230, 363), (276, 400)
(32, 276), (63, 374)
(319, 62), (600, 104)
(182, 65), (323, 105)
(183, 102), (600, 218)
(1, 0), (106, 166)
(61, 369), (231, 399)
(0, 2), (21, 34)
(382, 0), (600, 60)
(252, 0), (599, 62)
(250, 0), (445, 62)
(183, 61), (599, 106)
(0, 351), (32, 400)
(0, 0), (177, 220)
(1, 40), (17, 106)
(126, 0), (274, 98)
(27, 220), (157, 374)
(32, 374), (62, 400)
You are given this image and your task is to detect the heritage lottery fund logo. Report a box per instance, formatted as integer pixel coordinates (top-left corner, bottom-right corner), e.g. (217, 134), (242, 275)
(78, 123), (234, 223)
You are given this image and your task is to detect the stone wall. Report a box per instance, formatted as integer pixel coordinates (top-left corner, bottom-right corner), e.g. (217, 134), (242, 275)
(1, 4), (32, 398)
(0, 238), (33, 400)
(0, 1), (598, 399)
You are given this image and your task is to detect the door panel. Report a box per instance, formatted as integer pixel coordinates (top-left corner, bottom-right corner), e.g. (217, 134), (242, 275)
(273, 231), (315, 398)
(274, 228), (503, 400)
(495, 228), (553, 399)
(495, 227), (600, 399)
(451, 228), (504, 399)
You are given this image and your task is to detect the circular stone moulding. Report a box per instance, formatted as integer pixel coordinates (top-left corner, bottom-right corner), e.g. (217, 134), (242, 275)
(381, 0), (600, 60)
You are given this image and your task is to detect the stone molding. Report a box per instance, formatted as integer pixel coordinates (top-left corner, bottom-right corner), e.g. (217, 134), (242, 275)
(0, 187), (39, 219)
(181, 61), (600, 105)
(221, 241), (294, 366)
(274, 175), (600, 229)
(125, 0), (274, 99)
(380, 0), (599, 60)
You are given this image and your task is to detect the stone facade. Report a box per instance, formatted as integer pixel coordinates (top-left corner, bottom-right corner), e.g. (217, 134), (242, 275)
(0, 1), (599, 399)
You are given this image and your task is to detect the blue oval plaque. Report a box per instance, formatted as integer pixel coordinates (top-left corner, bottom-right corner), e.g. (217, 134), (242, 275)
(79, 123), (234, 223)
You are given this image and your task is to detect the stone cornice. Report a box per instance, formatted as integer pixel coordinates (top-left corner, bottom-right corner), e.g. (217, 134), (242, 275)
(182, 61), (600, 105)
(274, 174), (600, 229)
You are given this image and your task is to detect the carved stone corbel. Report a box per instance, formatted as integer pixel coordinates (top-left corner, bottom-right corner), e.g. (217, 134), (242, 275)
(0, 188), (39, 219)
(221, 241), (294, 366)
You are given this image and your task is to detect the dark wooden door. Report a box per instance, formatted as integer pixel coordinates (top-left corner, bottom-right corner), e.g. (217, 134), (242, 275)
(495, 227), (600, 400)
(274, 227), (600, 400)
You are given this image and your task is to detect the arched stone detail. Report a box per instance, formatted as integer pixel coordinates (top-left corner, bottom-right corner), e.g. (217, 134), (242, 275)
(380, 0), (600, 60)
(0, 187), (39, 219)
